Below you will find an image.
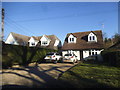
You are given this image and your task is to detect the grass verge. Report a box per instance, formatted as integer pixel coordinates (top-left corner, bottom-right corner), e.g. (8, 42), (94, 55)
(58, 61), (120, 88)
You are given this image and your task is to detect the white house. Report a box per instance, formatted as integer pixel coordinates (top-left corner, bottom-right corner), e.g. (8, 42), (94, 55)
(5, 32), (30, 46)
(5, 32), (62, 50)
(62, 30), (104, 60)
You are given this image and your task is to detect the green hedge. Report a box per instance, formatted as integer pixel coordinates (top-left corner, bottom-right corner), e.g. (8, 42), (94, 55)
(2, 44), (57, 68)
(101, 50), (120, 67)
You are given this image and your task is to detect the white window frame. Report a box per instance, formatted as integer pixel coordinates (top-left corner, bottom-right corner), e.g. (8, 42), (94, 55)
(41, 41), (48, 46)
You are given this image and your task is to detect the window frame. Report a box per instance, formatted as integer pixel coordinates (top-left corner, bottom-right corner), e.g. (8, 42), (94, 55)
(41, 41), (48, 46)
(31, 42), (35, 45)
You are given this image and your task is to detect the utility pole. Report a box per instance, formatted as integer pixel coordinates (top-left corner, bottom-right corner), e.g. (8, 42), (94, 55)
(1, 8), (4, 41)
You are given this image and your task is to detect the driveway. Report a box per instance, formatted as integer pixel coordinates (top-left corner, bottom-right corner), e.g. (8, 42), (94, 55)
(1, 62), (78, 88)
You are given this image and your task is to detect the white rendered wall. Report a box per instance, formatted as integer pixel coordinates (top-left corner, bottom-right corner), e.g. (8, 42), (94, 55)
(83, 50), (89, 58)
(5, 33), (18, 45)
(54, 40), (59, 46)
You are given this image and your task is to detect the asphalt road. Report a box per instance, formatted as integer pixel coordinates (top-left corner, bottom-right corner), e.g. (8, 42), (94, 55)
(1, 62), (77, 88)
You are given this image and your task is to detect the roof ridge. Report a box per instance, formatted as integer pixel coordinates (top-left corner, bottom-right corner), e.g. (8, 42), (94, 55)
(68, 30), (102, 34)
(11, 32), (30, 37)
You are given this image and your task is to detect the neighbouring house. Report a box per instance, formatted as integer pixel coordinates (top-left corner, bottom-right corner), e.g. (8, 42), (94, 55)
(108, 41), (120, 51)
(62, 30), (104, 60)
(5, 32), (62, 50)
(5, 32), (30, 46)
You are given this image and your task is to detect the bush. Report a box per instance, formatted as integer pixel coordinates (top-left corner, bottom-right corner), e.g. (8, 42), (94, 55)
(101, 50), (120, 67)
(2, 55), (13, 69)
(2, 44), (57, 68)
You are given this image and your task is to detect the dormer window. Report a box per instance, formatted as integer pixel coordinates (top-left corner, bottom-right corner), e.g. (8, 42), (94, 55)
(88, 32), (97, 42)
(42, 41), (48, 46)
(28, 37), (39, 47)
(68, 34), (76, 43)
(31, 42), (35, 45)
(40, 35), (50, 46)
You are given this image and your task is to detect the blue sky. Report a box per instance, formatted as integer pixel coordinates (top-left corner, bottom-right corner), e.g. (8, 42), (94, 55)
(2, 2), (118, 43)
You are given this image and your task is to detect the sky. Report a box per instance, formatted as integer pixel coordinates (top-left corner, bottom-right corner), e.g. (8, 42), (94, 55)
(2, 2), (118, 44)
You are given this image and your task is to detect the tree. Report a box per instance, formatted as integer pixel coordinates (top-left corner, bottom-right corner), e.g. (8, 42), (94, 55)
(112, 33), (120, 44)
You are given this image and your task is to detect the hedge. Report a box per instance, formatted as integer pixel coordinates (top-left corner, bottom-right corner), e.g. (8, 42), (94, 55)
(101, 49), (120, 67)
(2, 44), (57, 68)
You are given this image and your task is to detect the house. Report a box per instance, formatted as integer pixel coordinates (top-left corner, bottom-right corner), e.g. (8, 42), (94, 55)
(5, 32), (62, 50)
(62, 30), (104, 60)
(5, 32), (30, 46)
(28, 34), (62, 50)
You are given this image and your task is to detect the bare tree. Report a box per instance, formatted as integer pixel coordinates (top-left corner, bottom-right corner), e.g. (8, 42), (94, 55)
(112, 33), (120, 44)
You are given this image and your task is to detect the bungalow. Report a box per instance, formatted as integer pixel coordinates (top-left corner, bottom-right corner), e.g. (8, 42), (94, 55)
(5, 32), (62, 50)
(62, 30), (104, 60)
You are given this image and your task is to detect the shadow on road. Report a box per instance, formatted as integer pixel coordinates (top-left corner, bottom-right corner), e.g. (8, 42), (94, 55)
(2, 64), (74, 88)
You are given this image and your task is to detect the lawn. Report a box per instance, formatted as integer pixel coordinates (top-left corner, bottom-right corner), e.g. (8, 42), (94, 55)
(58, 61), (120, 88)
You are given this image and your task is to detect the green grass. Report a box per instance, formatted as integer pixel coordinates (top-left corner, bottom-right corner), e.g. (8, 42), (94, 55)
(58, 61), (120, 88)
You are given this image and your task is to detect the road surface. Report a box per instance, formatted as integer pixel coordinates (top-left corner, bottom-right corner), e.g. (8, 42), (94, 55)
(1, 62), (78, 88)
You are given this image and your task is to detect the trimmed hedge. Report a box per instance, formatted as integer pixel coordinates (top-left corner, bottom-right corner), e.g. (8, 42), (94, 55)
(2, 44), (57, 68)
(101, 50), (120, 67)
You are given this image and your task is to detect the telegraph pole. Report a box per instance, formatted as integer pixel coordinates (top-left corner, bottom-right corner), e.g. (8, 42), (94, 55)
(1, 8), (4, 41)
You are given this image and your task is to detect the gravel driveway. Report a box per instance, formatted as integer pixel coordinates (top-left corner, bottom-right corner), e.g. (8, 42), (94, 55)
(1, 62), (77, 88)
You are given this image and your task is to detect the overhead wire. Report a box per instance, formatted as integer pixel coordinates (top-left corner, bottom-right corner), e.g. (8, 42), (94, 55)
(5, 16), (36, 36)
(4, 19), (30, 36)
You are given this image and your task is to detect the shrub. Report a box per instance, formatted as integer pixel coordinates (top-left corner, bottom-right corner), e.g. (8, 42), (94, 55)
(101, 50), (120, 67)
(2, 55), (13, 69)
(2, 44), (57, 68)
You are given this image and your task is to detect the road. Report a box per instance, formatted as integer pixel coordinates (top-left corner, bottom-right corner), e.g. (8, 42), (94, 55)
(1, 62), (78, 88)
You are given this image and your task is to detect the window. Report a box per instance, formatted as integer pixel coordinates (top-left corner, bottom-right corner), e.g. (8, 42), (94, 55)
(72, 38), (74, 41)
(95, 52), (97, 55)
(89, 51), (91, 56)
(69, 38), (75, 43)
(93, 36), (95, 40)
(31, 42), (35, 45)
(89, 35), (96, 42)
(90, 36), (92, 40)
(43, 41), (47, 44)
(70, 38), (74, 42)
(89, 50), (98, 56)
(42, 41), (48, 46)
